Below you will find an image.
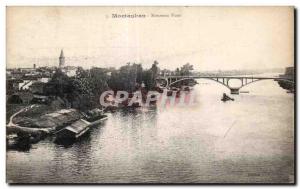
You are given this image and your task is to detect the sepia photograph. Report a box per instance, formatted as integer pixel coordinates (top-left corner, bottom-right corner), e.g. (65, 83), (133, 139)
(6, 6), (295, 184)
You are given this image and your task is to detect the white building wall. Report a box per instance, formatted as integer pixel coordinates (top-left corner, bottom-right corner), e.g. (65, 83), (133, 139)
(18, 80), (35, 90)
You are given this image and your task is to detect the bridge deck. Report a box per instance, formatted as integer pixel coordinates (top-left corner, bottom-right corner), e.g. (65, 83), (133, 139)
(157, 76), (291, 80)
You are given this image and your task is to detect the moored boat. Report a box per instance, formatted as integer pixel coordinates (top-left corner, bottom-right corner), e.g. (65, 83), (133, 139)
(221, 93), (234, 102)
(55, 108), (108, 140)
(84, 108), (108, 125)
(55, 119), (91, 139)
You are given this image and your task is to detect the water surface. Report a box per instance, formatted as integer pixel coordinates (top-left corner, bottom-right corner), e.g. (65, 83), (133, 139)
(7, 77), (294, 183)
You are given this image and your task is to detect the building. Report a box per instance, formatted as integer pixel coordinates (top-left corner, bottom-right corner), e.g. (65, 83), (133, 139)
(58, 50), (78, 77)
(18, 80), (35, 90)
(59, 49), (65, 68)
(63, 66), (77, 77)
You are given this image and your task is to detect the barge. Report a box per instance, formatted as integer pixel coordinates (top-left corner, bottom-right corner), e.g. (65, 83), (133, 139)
(55, 108), (108, 140)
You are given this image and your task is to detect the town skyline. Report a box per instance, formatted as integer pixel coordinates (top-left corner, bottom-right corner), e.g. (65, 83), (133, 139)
(6, 48), (290, 73)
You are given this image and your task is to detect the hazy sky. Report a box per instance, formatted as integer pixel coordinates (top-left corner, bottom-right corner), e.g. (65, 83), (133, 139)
(7, 6), (294, 71)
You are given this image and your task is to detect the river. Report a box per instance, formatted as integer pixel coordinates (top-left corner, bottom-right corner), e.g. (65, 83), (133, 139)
(6, 76), (294, 183)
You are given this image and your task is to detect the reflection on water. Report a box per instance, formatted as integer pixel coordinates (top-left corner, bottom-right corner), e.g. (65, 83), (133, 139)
(7, 78), (294, 183)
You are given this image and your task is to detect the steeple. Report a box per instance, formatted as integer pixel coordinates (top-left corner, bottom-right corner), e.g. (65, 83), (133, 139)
(60, 49), (64, 58)
(59, 49), (65, 68)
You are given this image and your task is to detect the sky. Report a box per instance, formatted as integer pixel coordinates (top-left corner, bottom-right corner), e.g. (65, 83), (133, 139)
(7, 6), (294, 71)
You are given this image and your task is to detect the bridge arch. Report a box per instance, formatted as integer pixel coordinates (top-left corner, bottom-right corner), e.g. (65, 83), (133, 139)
(239, 78), (294, 89)
(156, 78), (169, 87)
(158, 76), (294, 94)
(168, 77), (230, 89)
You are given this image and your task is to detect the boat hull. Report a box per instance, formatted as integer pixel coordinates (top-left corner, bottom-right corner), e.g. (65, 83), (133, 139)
(55, 116), (108, 140)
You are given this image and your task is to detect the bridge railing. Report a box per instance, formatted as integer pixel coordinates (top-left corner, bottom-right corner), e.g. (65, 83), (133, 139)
(157, 75), (293, 80)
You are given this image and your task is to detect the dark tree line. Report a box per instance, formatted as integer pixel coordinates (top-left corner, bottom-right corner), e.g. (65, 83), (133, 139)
(43, 61), (198, 111)
(108, 61), (159, 92)
(160, 63), (196, 87)
(44, 61), (160, 111)
(160, 63), (194, 76)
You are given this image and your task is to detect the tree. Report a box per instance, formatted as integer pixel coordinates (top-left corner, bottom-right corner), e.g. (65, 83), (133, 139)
(69, 67), (110, 111)
(68, 78), (93, 111)
(45, 69), (72, 97)
(142, 70), (155, 90)
(108, 63), (143, 92)
(89, 67), (109, 97)
(150, 60), (160, 78)
(76, 67), (89, 78)
(180, 63), (195, 86)
(180, 63), (194, 76)
(133, 63), (143, 84)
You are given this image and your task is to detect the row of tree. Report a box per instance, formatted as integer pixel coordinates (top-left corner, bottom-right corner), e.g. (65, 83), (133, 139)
(44, 61), (161, 111)
(160, 63), (194, 76)
(43, 61), (196, 111)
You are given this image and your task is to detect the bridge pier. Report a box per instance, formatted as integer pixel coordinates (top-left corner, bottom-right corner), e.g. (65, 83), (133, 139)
(230, 88), (240, 95)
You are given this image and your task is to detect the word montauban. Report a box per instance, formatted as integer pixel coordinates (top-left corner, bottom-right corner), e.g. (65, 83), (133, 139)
(111, 13), (146, 18)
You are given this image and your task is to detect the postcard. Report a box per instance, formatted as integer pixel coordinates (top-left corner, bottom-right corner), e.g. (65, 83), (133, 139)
(6, 6), (294, 184)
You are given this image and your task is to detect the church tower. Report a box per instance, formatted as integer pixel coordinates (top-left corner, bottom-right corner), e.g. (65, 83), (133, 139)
(59, 49), (65, 68)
